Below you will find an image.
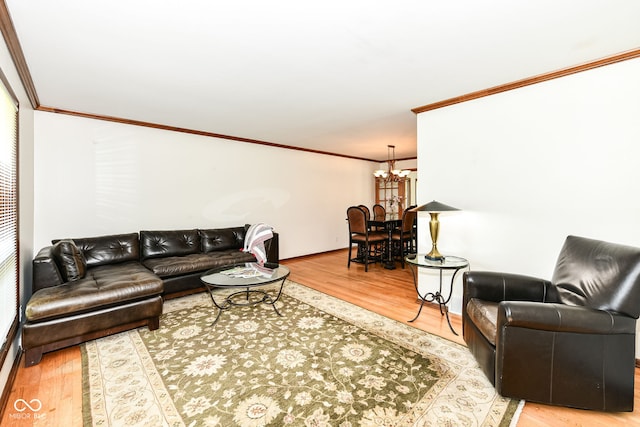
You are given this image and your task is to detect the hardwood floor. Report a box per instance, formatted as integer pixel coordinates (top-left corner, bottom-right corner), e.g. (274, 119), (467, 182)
(2, 248), (639, 426)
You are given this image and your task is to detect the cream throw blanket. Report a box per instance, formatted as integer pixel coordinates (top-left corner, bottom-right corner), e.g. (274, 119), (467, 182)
(242, 223), (273, 264)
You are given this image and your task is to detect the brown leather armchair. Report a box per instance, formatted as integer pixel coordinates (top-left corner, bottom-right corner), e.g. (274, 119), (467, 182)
(462, 235), (640, 412)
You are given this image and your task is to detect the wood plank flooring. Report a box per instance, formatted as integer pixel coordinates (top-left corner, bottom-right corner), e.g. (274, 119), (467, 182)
(2, 248), (639, 426)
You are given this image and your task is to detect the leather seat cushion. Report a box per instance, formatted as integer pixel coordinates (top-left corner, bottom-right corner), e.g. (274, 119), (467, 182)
(466, 298), (499, 346)
(391, 230), (411, 240)
(143, 250), (256, 278)
(351, 232), (387, 243)
(25, 261), (163, 322)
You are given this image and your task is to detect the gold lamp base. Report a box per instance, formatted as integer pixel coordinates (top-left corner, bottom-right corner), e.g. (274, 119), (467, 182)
(425, 212), (444, 261)
(425, 249), (443, 261)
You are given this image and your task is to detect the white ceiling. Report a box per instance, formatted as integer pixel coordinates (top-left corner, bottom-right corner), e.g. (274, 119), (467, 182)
(5, 1), (640, 161)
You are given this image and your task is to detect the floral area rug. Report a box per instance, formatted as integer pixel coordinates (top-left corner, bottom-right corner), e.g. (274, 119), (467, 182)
(82, 280), (521, 426)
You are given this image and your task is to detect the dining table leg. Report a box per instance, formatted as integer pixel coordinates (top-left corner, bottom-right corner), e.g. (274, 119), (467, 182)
(383, 221), (396, 269)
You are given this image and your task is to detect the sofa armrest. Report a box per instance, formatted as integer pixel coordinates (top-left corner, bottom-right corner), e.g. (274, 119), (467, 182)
(32, 246), (64, 293)
(265, 232), (279, 264)
(463, 271), (551, 306)
(498, 301), (636, 335)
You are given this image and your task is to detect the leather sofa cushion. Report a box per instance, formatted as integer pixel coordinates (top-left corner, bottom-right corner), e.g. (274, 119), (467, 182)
(140, 229), (200, 260)
(25, 261), (163, 322)
(55, 233), (140, 268)
(199, 227), (245, 253)
(466, 298), (498, 345)
(52, 240), (86, 282)
(143, 250), (255, 278)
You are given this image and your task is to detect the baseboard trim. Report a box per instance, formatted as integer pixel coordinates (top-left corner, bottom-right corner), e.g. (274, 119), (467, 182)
(281, 248), (347, 262)
(0, 347), (22, 422)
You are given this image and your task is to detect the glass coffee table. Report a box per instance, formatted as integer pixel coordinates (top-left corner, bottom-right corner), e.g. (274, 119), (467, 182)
(200, 262), (290, 325)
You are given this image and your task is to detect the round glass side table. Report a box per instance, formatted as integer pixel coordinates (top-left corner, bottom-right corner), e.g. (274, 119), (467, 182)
(405, 254), (469, 335)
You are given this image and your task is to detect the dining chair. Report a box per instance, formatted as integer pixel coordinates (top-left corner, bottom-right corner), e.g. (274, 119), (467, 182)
(391, 208), (417, 268)
(372, 204), (386, 231)
(347, 206), (387, 272)
(358, 204), (371, 222)
(372, 204), (386, 221)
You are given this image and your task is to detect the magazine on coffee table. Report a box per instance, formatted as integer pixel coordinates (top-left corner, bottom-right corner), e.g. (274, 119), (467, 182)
(220, 264), (275, 278)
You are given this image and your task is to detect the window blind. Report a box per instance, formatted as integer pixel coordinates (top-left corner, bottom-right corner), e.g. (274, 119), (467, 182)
(0, 77), (17, 352)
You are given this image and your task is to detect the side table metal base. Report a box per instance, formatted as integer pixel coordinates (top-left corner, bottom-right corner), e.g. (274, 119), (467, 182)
(405, 255), (469, 336)
(408, 290), (457, 335)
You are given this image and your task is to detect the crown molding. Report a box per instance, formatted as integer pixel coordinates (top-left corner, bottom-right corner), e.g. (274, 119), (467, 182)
(412, 48), (640, 114)
(36, 105), (380, 162)
(0, 1), (38, 107)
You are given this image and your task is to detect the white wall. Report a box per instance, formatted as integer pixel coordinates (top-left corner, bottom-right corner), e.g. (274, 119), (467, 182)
(33, 112), (375, 259)
(415, 57), (640, 352)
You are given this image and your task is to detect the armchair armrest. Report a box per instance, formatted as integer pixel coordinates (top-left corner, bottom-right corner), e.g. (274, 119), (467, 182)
(494, 300), (636, 411)
(463, 271), (551, 305)
(498, 301), (636, 335)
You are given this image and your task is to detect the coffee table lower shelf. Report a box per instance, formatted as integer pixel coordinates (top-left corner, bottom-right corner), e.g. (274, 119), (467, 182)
(200, 263), (290, 325)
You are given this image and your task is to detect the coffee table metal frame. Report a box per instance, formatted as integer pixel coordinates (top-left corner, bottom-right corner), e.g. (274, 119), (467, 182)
(200, 262), (290, 325)
(405, 254), (469, 335)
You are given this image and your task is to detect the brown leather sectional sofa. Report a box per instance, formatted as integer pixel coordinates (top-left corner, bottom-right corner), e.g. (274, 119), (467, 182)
(23, 226), (279, 367)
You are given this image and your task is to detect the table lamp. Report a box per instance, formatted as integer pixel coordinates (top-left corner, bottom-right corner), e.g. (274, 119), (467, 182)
(410, 200), (459, 261)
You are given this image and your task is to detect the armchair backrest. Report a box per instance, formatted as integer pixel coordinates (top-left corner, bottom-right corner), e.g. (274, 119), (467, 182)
(551, 235), (640, 318)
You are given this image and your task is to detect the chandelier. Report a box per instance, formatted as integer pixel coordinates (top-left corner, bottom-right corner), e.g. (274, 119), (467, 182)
(373, 145), (411, 181)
